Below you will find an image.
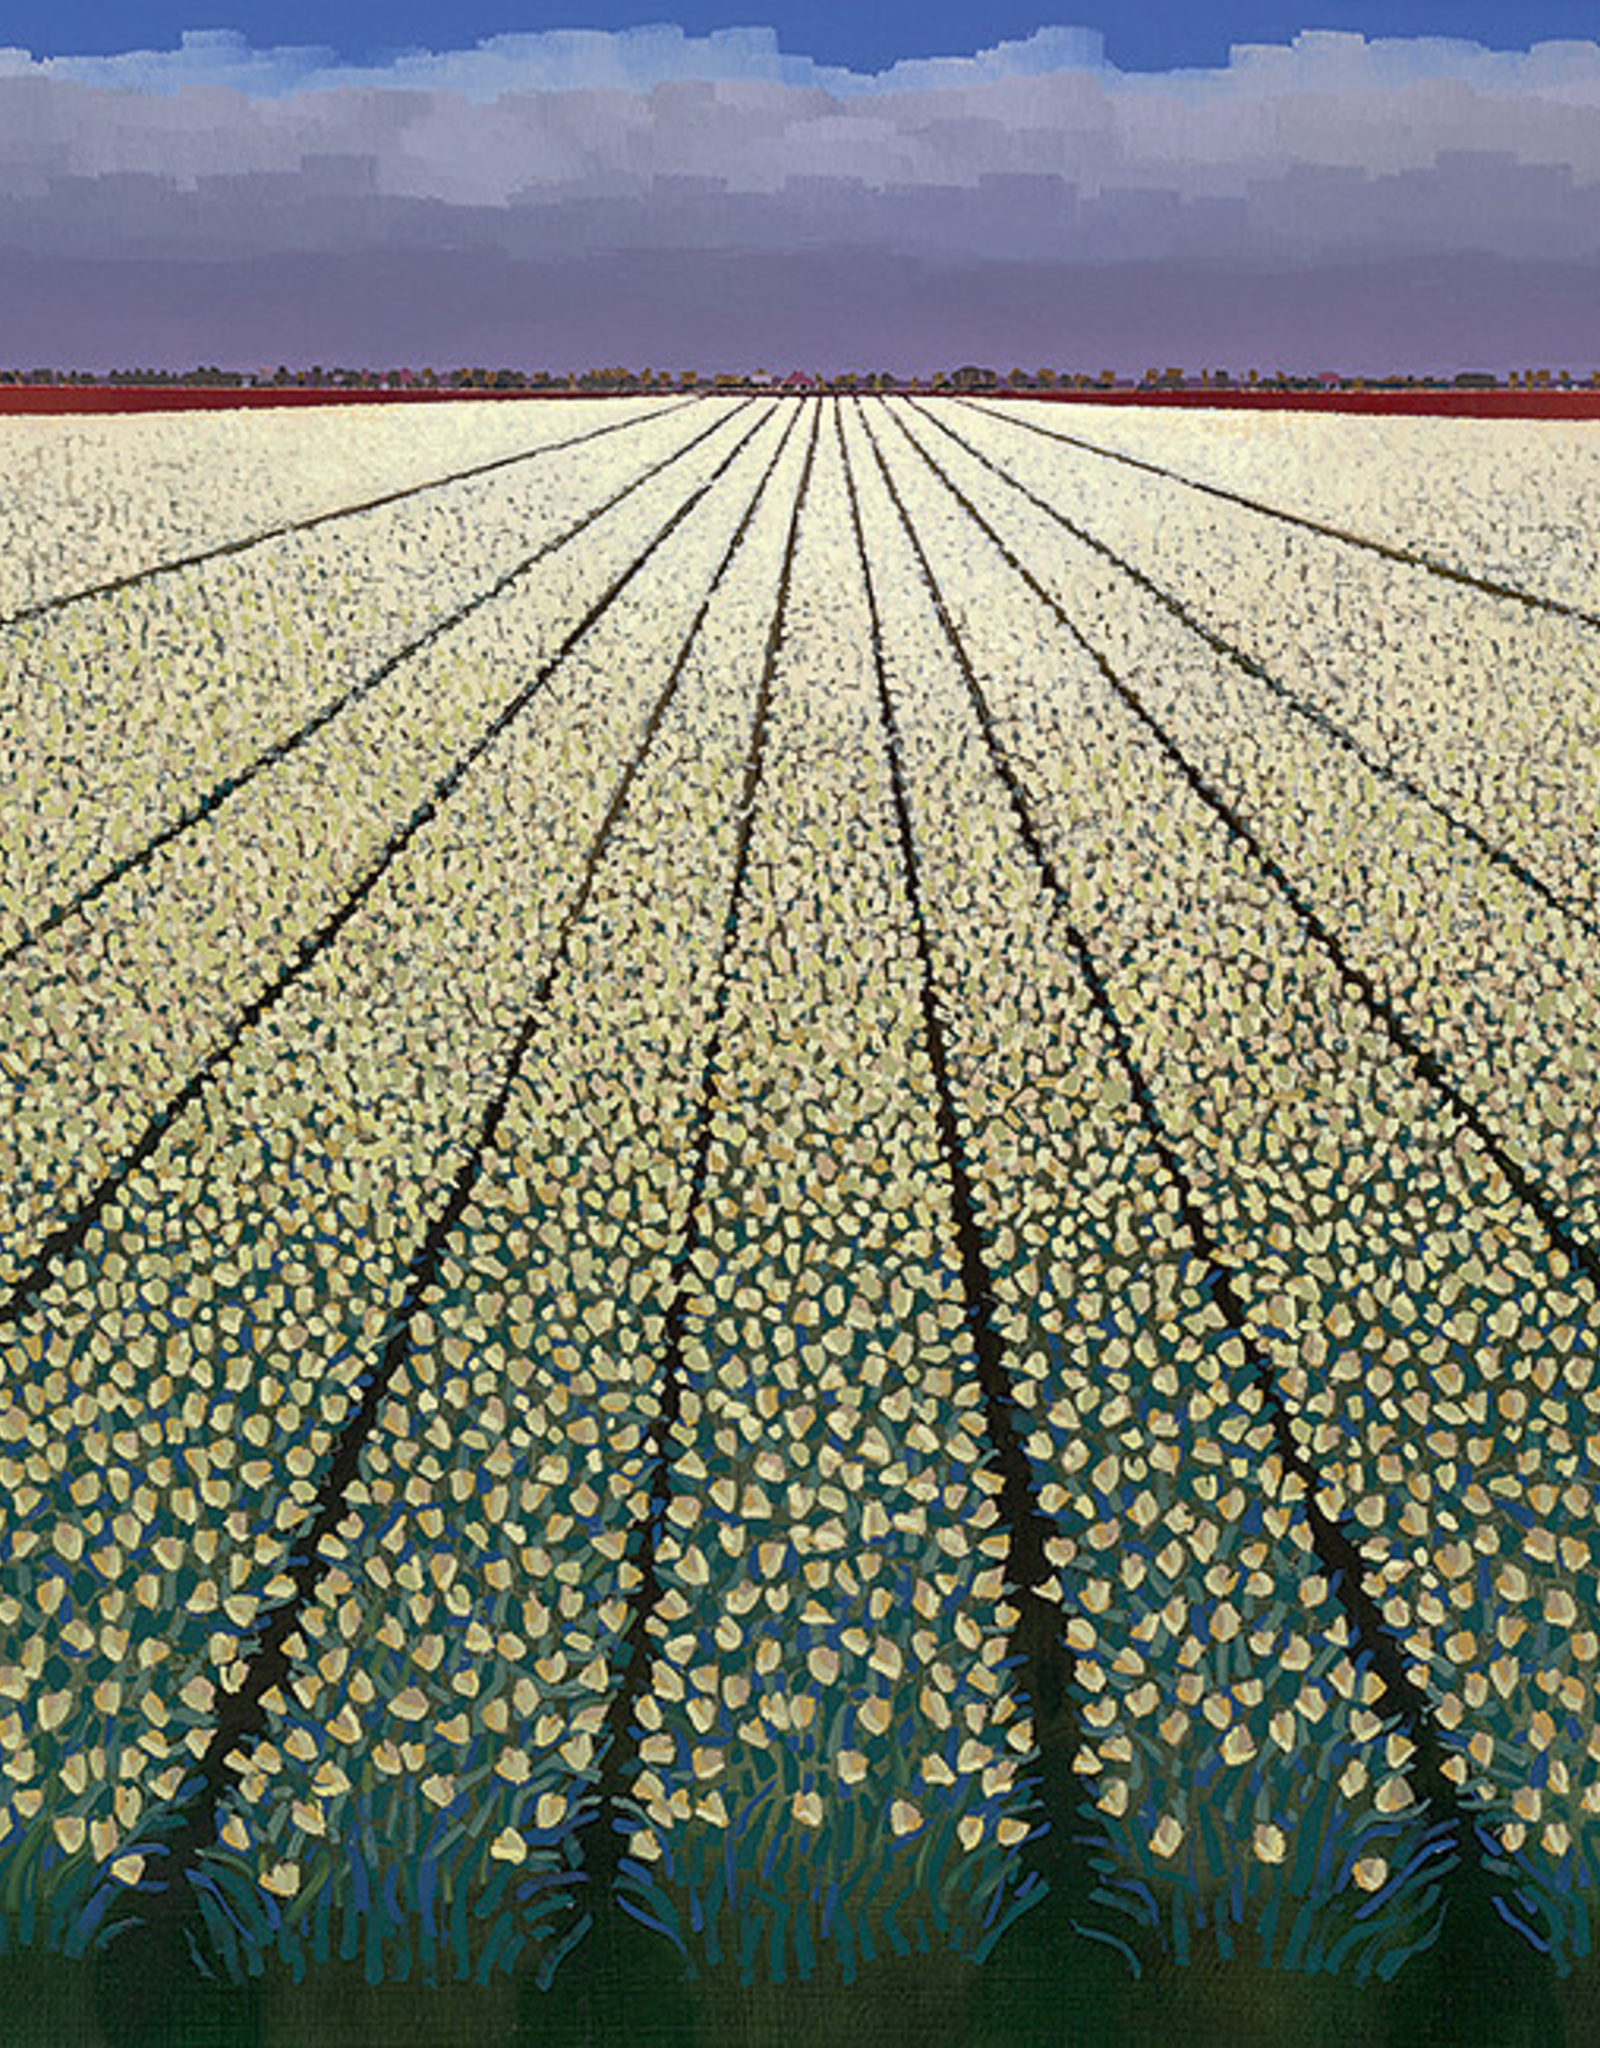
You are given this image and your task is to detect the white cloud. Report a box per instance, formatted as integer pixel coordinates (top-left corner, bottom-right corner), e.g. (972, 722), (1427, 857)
(2, 22), (1597, 104)
(1, 24), (1598, 267)
(0, 28), (342, 97)
(0, 23), (1113, 101)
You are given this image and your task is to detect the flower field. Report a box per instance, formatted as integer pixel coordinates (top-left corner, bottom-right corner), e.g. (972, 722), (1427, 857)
(2, 393), (1598, 2040)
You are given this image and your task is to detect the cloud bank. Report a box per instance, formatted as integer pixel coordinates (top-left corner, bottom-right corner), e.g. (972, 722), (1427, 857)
(2, 25), (1598, 371)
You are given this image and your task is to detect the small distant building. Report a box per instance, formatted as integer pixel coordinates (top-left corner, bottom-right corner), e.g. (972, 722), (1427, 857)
(1453, 371), (1498, 389)
(782, 371), (814, 392)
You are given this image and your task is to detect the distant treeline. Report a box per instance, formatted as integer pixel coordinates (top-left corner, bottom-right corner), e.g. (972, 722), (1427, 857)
(5, 363), (1595, 395)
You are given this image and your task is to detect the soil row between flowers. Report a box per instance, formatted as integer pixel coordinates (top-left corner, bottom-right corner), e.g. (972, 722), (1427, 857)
(87, 402), (814, 1995)
(850, 397), (1550, 2003)
(915, 400), (1600, 960)
(953, 395), (1600, 631)
(836, 406), (1095, 1941)
(0, 398), (699, 630)
(880, 400), (1600, 1311)
(0, 403), (757, 978)
(583, 405), (823, 1919)
(0, 403), (778, 1334)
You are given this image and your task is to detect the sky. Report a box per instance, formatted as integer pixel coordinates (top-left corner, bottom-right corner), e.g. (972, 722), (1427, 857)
(7, 2), (1600, 75)
(3, 11), (1599, 372)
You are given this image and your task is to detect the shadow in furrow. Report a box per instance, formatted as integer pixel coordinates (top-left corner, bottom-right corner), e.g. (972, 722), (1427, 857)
(2, 401), (755, 975)
(911, 400), (1600, 965)
(1, 396), (698, 630)
(836, 407), (1119, 2024)
(558, 406), (823, 2038)
(853, 401), (1561, 2038)
(883, 402), (1600, 1307)
(86, 400), (805, 2043)
(1, 403), (779, 1341)
(949, 393), (1600, 632)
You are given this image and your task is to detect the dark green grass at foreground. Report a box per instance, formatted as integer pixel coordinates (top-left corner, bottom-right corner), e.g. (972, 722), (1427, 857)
(3, 1905), (1594, 2048)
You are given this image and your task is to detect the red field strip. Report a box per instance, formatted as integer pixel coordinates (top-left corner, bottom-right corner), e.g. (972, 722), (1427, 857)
(0, 386), (605, 414)
(996, 389), (1600, 419)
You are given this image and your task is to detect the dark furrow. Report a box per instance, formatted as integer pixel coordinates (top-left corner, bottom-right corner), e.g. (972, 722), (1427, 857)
(850, 397), (1512, 1935)
(585, 403), (822, 1917)
(87, 399), (811, 1967)
(0, 401), (780, 1336)
(835, 406), (1091, 1932)
(895, 399), (1569, 2020)
(881, 400), (1600, 1309)
(1, 395), (698, 629)
(1, 400), (755, 974)
(946, 393), (1600, 630)
(906, 398), (1600, 958)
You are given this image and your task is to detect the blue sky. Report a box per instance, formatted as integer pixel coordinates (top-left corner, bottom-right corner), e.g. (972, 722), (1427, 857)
(6, 2), (1597, 73)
